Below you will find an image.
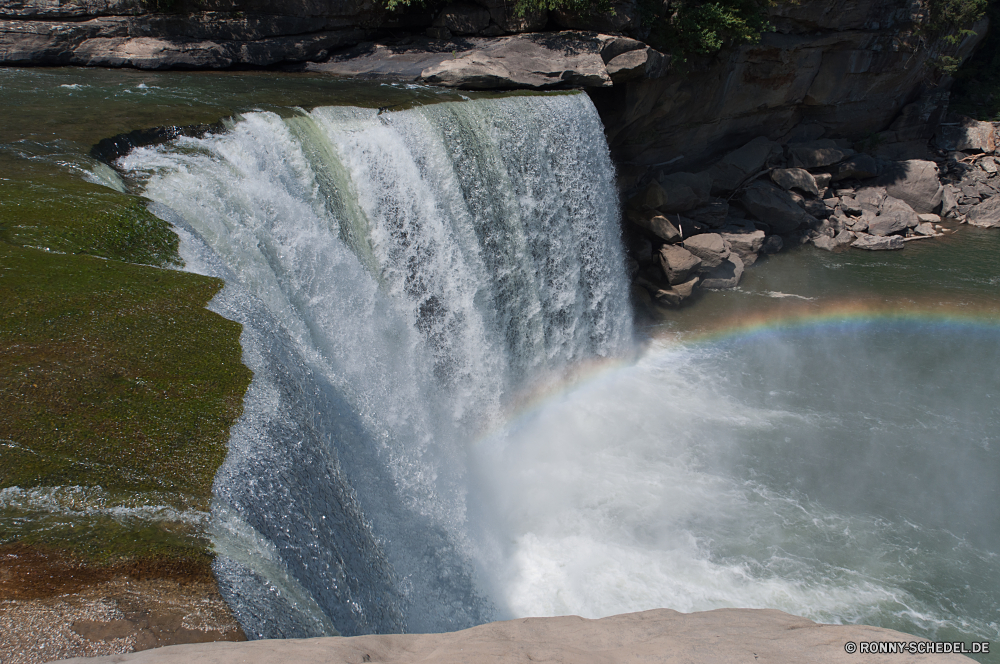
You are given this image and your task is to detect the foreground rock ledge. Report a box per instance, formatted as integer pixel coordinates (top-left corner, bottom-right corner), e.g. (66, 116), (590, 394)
(58, 608), (972, 663)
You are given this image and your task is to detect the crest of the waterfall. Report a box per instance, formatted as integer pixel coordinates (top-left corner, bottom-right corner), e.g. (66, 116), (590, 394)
(119, 92), (632, 638)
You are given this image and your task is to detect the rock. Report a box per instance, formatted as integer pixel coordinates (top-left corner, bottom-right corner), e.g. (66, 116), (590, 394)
(418, 33), (611, 89)
(653, 275), (699, 306)
(917, 213), (941, 224)
(935, 116), (997, 153)
(854, 186), (887, 210)
(426, 26), (453, 40)
(683, 233), (730, 270)
(719, 228), (766, 260)
(771, 168), (820, 196)
(699, 254), (744, 289)
(760, 235), (783, 254)
(650, 178), (706, 213)
(637, 182), (670, 210)
(878, 159), (943, 213)
(684, 200), (729, 228)
(788, 140), (855, 169)
(626, 235), (653, 265)
(979, 156), (998, 174)
(852, 234), (905, 250)
(812, 230), (853, 251)
(605, 47), (669, 84)
(839, 196), (862, 216)
(832, 153), (879, 182)
(966, 196), (1000, 228)
(658, 245), (701, 285)
(660, 171), (713, 203)
(431, 4), (491, 35)
(707, 137), (779, 195)
(739, 181), (818, 234)
(941, 185), (960, 218)
(869, 196), (918, 236)
(812, 234), (836, 251)
(813, 172), (832, 192)
(627, 208), (681, 243)
(915, 222), (937, 236)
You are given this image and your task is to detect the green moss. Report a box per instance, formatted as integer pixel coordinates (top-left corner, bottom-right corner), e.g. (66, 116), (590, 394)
(0, 152), (250, 566)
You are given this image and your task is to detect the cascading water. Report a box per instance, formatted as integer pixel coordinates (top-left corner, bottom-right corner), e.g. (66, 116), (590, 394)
(119, 88), (1000, 660)
(118, 92), (633, 638)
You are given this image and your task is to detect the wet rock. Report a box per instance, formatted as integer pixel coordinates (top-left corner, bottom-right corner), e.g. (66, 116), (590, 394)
(719, 225), (765, 260)
(760, 235), (783, 255)
(878, 159), (943, 213)
(771, 168), (820, 196)
(707, 137), (779, 195)
(831, 153), (879, 182)
(682, 233), (730, 270)
(852, 233), (904, 250)
(812, 230), (853, 251)
(658, 244), (701, 285)
(869, 196), (918, 236)
(788, 140), (855, 169)
(699, 254), (744, 289)
(967, 196), (1000, 228)
(739, 181), (817, 234)
(653, 275), (699, 306)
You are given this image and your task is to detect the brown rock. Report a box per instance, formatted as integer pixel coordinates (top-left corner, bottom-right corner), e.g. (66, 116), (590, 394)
(788, 140), (855, 169)
(771, 168), (820, 196)
(658, 244), (701, 284)
(707, 137), (779, 195)
(682, 233), (730, 270)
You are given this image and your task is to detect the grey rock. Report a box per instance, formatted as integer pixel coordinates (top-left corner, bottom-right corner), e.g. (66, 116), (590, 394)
(935, 116), (997, 153)
(719, 228), (766, 259)
(699, 254), (744, 289)
(832, 153), (879, 182)
(917, 213), (941, 223)
(813, 172), (833, 192)
(739, 181), (817, 234)
(979, 156), (998, 174)
(840, 196), (862, 216)
(771, 168), (820, 196)
(878, 159), (943, 213)
(660, 171), (712, 204)
(967, 196), (1000, 228)
(653, 275), (699, 306)
(915, 222), (937, 236)
(788, 140), (856, 169)
(650, 178), (705, 213)
(941, 184), (960, 218)
(605, 47), (668, 84)
(658, 244), (702, 285)
(854, 186), (887, 210)
(869, 196), (918, 236)
(852, 234), (905, 250)
(683, 233), (730, 270)
(707, 137), (779, 195)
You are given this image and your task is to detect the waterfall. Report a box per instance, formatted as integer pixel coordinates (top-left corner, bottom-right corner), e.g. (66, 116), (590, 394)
(118, 92), (633, 638)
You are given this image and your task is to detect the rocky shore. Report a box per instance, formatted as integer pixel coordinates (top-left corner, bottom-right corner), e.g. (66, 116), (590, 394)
(622, 116), (1000, 311)
(54, 608), (975, 664)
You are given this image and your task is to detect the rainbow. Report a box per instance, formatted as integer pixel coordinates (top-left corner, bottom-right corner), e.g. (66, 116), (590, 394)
(480, 297), (1000, 444)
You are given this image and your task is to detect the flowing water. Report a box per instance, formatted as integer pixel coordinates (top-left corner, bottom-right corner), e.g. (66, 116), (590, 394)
(3, 68), (999, 659)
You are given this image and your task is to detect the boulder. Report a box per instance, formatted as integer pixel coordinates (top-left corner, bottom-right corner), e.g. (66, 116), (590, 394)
(878, 160), (943, 213)
(935, 116), (997, 153)
(719, 227), (766, 259)
(760, 235), (783, 254)
(852, 233), (904, 250)
(812, 230), (853, 251)
(660, 171), (712, 203)
(682, 233), (730, 270)
(653, 178), (705, 213)
(636, 182), (670, 210)
(832, 153), (878, 182)
(684, 200), (729, 227)
(941, 184), (960, 218)
(653, 275), (699, 306)
(739, 181), (817, 234)
(658, 245), (701, 284)
(979, 156), (998, 174)
(966, 196), (1000, 228)
(917, 213), (941, 223)
(839, 196), (862, 216)
(771, 168), (820, 196)
(627, 234), (653, 265)
(869, 196), (918, 236)
(431, 4), (491, 35)
(854, 186), (887, 210)
(707, 137), (779, 194)
(627, 208), (681, 243)
(915, 222), (937, 236)
(605, 47), (669, 84)
(699, 254), (744, 289)
(788, 140), (855, 169)
(813, 172), (833, 192)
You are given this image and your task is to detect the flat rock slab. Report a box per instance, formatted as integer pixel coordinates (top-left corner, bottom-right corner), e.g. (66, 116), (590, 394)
(57, 608), (973, 664)
(307, 32), (612, 89)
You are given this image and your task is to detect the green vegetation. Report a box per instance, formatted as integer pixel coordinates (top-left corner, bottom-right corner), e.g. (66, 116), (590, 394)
(639, 0), (774, 58)
(950, 1), (1000, 120)
(923, 0), (988, 45)
(0, 156), (251, 568)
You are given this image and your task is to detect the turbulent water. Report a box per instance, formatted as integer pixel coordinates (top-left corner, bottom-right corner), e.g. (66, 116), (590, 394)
(119, 92), (632, 637)
(117, 87), (1000, 659)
